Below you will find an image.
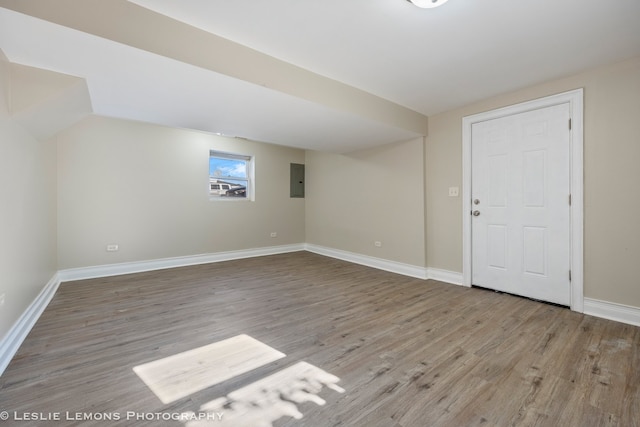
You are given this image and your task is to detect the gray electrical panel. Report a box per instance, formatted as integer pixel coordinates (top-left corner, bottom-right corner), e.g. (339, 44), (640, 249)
(290, 163), (305, 198)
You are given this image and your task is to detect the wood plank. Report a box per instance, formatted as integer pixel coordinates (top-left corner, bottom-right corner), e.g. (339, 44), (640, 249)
(1, 252), (638, 426)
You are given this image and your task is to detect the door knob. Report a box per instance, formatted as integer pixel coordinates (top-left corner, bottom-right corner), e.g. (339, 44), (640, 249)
(473, 199), (480, 205)
(472, 210), (481, 216)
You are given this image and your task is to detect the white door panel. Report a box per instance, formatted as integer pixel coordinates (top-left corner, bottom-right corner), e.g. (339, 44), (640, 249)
(471, 103), (570, 305)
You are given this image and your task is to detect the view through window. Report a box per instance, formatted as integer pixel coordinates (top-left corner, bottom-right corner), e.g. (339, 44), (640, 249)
(209, 151), (252, 199)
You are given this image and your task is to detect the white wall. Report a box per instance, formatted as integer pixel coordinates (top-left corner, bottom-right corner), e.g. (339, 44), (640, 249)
(305, 138), (426, 267)
(56, 116), (305, 269)
(0, 55), (58, 341)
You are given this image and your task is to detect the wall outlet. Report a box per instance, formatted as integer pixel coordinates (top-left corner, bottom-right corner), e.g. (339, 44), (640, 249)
(448, 187), (459, 197)
(106, 244), (119, 252)
(270, 232), (277, 238)
(374, 241), (382, 247)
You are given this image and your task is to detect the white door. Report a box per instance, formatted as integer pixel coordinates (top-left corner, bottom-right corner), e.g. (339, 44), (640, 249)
(471, 103), (571, 305)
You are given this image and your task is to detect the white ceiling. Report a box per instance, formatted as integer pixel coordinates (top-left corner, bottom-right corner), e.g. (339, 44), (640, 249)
(1, 0), (640, 152)
(130, 0), (640, 115)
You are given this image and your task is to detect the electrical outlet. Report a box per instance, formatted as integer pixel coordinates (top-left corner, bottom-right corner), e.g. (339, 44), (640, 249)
(448, 187), (459, 197)
(270, 232), (277, 238)
(106, 244), (119, 252)
(374, 241), (382, 247)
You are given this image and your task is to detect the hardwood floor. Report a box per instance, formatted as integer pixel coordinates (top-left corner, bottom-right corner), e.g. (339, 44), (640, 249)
(1, 252), (638, 426)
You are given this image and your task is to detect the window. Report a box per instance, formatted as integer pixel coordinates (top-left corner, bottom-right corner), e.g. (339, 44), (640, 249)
(209, 151), (252, 199)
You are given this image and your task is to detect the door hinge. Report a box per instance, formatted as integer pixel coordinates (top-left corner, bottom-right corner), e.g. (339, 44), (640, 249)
(569, 194), (572, 205)
(569, 118), (572, 130)
(569, 270), (572, 281)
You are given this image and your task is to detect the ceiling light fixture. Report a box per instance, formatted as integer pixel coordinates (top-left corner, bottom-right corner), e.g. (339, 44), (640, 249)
(406, 0), (450, 8)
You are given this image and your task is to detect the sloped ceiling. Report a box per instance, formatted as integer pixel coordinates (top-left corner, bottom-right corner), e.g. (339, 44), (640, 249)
(1, 0), (639, 152)
(9, 62), (92, 141)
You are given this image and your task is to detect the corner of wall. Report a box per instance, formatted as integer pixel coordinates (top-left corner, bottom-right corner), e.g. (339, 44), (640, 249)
(0, 273), (61, 376)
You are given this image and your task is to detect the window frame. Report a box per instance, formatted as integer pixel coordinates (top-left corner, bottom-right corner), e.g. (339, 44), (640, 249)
(208, 150), (254, 201)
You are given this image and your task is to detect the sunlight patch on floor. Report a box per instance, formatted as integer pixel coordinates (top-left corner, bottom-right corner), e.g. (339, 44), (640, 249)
(185, 361), (345, 427)
(133, 334), (286, 404)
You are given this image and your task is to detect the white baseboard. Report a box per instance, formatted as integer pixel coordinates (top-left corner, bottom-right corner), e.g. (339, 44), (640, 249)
(0, 273), (61, 376)
(583, 298), (640, 327)
(304, 244), (429, 280)
(426, 267), (465, 286)
(303, 244), (467, 286)
(58, 244), (305, 282)
(59, 243), (466, 287)
(20, 244), (639, 379)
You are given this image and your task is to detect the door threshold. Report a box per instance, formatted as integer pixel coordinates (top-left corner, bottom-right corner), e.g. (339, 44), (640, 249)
(471, 285), (570, 309)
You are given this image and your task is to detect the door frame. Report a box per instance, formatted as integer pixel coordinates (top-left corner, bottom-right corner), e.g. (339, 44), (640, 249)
(462, 89), (584, 312)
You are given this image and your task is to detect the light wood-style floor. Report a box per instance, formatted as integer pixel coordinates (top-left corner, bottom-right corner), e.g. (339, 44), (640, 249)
(1, 252), (639, 426)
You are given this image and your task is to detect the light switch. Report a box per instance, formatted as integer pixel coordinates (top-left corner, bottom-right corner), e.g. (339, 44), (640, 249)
(448, 187), (459, 197)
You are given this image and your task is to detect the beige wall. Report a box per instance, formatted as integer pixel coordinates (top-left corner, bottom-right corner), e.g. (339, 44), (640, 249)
(56, 116), (305, 269)
(426, 56), (640, 307)
(0, 56), (58, 340)
(3, 50), (640, 348)
(305, 138), (426, 267)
